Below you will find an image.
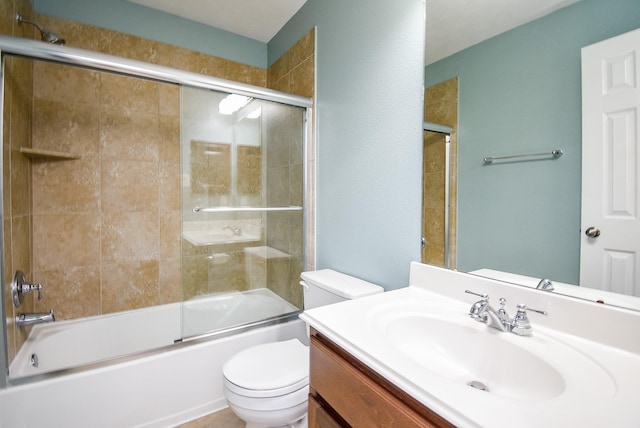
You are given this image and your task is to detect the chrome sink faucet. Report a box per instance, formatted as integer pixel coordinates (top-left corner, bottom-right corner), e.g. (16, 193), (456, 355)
(536, 278), (554, 292)
(465, 290), (547, 336)
(223, 225), (242, 236)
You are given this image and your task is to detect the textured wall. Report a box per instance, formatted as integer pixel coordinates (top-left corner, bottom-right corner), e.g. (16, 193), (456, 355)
(272, 0), (426, 289)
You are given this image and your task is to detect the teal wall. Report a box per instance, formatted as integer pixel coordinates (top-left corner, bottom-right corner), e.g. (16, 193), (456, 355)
(425, 0), (640, 284)
(272, 0), (426, 289)
(33, 0), (267, 67)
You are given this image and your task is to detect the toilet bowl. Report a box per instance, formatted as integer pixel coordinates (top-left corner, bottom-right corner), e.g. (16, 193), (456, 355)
(223, 339), (309, 428)
(222, 269), (384, 428)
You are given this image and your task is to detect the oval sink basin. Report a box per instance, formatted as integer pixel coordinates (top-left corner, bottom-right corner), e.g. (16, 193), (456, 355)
(382, 314), (566, 401)
(182, 230), (260, 246)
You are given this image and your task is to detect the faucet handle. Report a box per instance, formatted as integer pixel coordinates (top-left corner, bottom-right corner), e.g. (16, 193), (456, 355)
(465, 289), (488, 300)
(465, 290), (490, 322)
(516, 304), (547, 316)
(11, 271), (43, 308)
(511, 304), (547, 336)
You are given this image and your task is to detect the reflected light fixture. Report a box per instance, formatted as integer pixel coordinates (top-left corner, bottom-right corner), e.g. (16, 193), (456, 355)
(219, 94), (251, 115)
(246, 107), (262, 119)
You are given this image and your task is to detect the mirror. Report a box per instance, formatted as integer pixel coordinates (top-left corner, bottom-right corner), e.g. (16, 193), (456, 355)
(424, 0), (640, 310)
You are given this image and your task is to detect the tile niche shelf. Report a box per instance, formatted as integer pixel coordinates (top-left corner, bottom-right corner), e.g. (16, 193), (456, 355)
(20, 147), (81, 161)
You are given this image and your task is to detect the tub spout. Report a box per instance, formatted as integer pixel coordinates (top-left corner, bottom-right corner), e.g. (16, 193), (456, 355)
(16, 309), (55, 328)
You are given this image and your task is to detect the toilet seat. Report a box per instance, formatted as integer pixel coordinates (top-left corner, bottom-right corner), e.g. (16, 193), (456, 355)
(223, 339), (309, 398)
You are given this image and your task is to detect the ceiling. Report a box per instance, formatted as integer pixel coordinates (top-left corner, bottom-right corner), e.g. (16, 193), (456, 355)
(128, 0), (582, 64)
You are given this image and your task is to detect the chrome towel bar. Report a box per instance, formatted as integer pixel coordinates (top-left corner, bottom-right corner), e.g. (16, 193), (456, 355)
(483, 149), (563, 164)
(193, 206), (303, 213)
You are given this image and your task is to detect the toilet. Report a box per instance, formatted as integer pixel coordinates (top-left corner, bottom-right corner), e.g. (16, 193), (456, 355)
(222, 269), (384, 428)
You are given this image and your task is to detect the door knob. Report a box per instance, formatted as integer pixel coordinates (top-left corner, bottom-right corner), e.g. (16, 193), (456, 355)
(585, 227), (601, 238)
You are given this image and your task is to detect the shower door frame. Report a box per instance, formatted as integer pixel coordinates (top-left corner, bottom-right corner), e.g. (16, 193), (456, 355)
(0, 35), (313, 388)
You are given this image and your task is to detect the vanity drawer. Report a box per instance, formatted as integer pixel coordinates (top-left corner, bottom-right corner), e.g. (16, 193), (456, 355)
(310, 334), (452, 428)
(309, 395), (346, 428)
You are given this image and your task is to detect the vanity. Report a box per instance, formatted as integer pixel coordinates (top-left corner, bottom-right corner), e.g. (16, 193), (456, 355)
(300, 262), (640, 427)
(308, 329), (452, 427)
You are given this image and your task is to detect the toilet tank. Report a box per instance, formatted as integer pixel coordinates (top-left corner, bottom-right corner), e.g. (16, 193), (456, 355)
(300, 269), (384, 309)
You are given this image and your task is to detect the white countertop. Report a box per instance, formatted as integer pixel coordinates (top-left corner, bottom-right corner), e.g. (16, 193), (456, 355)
(300, 263), (640, 428)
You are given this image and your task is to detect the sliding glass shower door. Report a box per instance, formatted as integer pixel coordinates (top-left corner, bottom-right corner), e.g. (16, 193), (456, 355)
(1, 36), (311, 380)
(180, 87), (307, 339)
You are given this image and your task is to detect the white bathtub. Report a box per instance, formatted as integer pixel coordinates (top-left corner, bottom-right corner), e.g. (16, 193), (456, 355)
(0, 318), (307, 427)
(182, 288), (299, 337)
(10, 288), (299, 379)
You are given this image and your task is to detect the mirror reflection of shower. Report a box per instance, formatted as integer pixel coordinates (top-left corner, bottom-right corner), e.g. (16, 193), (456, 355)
(16, 14), (66, 45)
(423, 77), (459, 270)
(422, 122), (452, 268)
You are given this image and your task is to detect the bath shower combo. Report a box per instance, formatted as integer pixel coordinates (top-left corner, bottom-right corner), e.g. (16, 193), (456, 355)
(0, 30), (312, 426)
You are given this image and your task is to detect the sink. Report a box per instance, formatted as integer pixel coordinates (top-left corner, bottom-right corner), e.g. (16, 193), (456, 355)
(182, 230), (259, 246)
(300, 264), (635, 427)
(380, 314), (566, 400)
(182, 220), (261, 246)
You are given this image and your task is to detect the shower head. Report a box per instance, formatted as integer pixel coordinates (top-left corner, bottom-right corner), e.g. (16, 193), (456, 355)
(16, 13), (66, 45)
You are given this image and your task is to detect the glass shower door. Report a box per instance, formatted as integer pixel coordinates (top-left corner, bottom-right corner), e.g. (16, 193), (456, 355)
(180, 86), (306, 339)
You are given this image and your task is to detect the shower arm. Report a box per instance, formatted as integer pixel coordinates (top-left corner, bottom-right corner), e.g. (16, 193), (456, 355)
(16, 13), (66, 45)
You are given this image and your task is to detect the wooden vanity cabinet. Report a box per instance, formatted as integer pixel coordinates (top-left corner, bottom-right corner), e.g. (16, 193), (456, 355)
(308, 330), (454, 428)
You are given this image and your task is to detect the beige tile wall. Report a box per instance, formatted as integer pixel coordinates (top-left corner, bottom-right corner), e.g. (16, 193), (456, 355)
(423, 77), (458, 268)
(26, 14), (269, 321)
(266, 28), (315, 306)
(1, 0), (37, 367)
(1, 5), (315, 365)
(268, 28), (315, 99)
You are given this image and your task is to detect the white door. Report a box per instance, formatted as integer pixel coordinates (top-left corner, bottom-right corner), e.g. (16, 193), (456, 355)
(581, 28), (640, 296)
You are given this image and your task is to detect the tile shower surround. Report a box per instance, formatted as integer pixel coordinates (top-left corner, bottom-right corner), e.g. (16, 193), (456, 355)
(1, 3), (315, 366)
(423, 77), (458, 268)
(1, 0), (37, 371)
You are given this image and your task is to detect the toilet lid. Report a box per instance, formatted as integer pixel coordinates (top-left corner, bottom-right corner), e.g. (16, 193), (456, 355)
(223, 339), (309, 396)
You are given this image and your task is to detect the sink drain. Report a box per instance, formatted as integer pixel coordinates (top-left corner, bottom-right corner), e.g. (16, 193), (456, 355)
(467, 380), (489, 392)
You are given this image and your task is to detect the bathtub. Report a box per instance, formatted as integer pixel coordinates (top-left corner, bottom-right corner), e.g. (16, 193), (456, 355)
(9, 288), (299, 379)
(1, 318), (307, 427)
(1, 288), (305, 427)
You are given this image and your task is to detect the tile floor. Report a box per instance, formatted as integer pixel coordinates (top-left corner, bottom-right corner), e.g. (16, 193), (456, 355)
(176, 408), (244, 428)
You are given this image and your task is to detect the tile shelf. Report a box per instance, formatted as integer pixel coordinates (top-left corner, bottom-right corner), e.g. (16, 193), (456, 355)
(20, 147), (81, 160)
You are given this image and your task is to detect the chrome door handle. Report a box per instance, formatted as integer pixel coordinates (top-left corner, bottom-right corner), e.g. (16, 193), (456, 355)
(585, 227), (601, 238)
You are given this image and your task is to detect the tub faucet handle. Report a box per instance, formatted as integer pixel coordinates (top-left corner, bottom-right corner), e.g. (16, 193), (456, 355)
(11, 271), (44, 307)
